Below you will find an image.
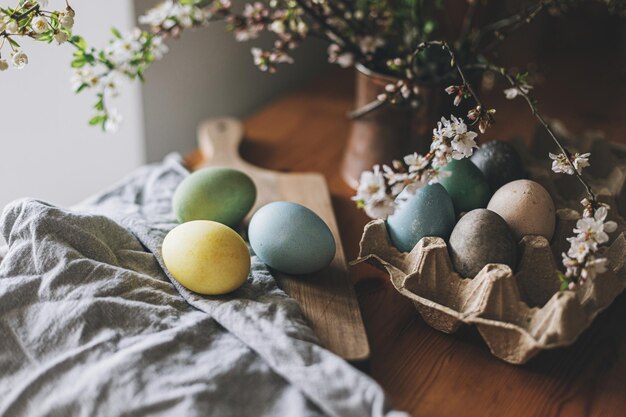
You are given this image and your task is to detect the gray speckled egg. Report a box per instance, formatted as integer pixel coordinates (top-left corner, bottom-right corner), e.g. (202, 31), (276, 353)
(449, 209), (517, 278)
(487, 179), (555, 241)
(386, 183), (455, 253)
(248, 201), (336, 275)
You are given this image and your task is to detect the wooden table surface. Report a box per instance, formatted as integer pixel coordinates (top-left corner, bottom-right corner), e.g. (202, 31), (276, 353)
(187, 66), (626, 416)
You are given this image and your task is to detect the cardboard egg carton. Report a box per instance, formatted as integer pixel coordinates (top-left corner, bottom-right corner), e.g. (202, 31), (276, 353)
(354, 131), (626, 364)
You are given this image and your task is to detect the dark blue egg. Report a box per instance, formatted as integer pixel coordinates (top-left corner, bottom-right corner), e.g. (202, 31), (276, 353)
(470, 141), (526, 192)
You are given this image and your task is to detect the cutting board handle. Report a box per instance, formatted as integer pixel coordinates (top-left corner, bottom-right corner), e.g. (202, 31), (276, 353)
(198, 118), (260, 174)
(194, 117), (370, 362)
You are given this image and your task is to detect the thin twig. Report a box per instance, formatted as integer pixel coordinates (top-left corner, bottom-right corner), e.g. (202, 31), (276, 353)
(414, 40), (483, 108)
(465, 62), (596, 202)
(347, 99), (386, 119)
(456, 0), (478, 48)
(293, 0), (361, 57)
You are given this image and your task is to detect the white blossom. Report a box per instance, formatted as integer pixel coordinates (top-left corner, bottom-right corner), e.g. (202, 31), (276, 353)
(580, 257), (607, 282)
(139, 1), (173, 26)
(139, 0), (207, 29)
(11, 51), (28, 69)
(358, 36), (384, 55)
(100, 72), (121, 98)
(549, 152), (573, 175)
(353, 166), (397, 219)
(104, 108), (122, 133)
(54, 31), (69, 44)
(150, 37), (169, 60)
(451, 130), (478, 160)
(431, 116), (478, 164)
(567, 238), (592, 263)
(404, 152), (429, 172)
(60, 13), (74, 30)
(363, 196), (396, 219)
(563, 203), (618, 287)
(422, 168), (451, 184)
(573, 206), (616, 245)
(572, 152), (590, 174)
(32, 16), (49, 34)
(71, 68), (100, 91)
(5, 19), (18, 34)
(105, 30), (142, 66)
(270, 20), (286, 35)
(327, 44), (354, 68)
(504, 82), (532, 99)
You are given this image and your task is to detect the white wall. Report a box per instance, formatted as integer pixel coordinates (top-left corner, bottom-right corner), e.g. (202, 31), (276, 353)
(0, 1), (145, 213)
(0, 1), (329, 247)
(134, 0), (329, 162)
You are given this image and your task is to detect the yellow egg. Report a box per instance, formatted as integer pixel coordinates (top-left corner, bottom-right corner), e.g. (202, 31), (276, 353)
(162, 220), (250, 295)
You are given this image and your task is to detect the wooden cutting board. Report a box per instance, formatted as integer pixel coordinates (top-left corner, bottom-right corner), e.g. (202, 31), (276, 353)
(195, 117), (370, 362)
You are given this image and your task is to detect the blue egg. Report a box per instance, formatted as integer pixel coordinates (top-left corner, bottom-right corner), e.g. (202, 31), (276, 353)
(386, 183), (455, 252)
(248, 201), (336, 274)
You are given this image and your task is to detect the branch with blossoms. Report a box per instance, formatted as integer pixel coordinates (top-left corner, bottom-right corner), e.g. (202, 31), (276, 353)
(353, 114), (478, 219)
(483, 64), (616, 290)
(0, 0), (75, 71)
(353, 46), (618, 292)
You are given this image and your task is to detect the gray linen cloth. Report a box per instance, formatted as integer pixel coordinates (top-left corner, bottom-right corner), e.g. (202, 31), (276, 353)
(0, 155), (406, 417)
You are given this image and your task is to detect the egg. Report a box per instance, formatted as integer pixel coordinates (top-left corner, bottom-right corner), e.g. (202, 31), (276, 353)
(162, 220), (250, 295)
(470, 140), (526, 192)
(248, 202), (336, 275)
(173, 167), (256, 227)
(448, 209), (517, 277)
(386, 183), (455, 253)
(438, 159), (491, 215)
(487, 179), (556, 241)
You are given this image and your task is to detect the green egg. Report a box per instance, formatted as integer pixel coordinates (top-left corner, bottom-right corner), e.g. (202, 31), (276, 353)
(173, 167), (256, 227)
(439, 159), (491, 215)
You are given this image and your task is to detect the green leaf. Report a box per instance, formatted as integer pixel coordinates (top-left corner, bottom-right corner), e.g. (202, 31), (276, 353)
(111, 27), (122, 39)
(423, 20), (435, 35)
(71, 35), (87, 49)
(89, 115), (106, 126)
(95, 97), (105, 111)
(75, 83), (89, 93)
(71, 58), (87, 68)
(7, 37), (20, 48)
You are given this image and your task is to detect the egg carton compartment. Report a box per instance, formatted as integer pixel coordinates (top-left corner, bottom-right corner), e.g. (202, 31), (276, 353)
(354, 132), (626, 364)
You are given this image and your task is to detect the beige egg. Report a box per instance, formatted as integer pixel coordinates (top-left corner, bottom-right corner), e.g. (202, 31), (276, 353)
(487, 179), (555, 241)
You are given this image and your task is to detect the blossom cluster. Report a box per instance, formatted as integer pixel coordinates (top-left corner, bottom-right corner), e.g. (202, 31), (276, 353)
(560, 200), (618, 289)
(549, 151), (590, 175)
(0, 0), (74, 72)
(355, 71), (618, 291)
(70, 29), (169, 132)
(353, 116), (478, 219)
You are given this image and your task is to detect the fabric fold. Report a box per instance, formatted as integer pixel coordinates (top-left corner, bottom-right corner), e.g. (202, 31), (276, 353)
(0, 155), (406, 417)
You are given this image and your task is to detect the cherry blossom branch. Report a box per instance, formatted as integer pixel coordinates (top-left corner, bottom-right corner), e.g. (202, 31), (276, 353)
(477, 1), (547, 52)
(468, 63), (597, 204)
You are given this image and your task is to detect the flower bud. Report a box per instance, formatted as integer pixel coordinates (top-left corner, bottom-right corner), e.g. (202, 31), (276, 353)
(54, 31), (69, 44)
(60, 14), (74, 29)
(12, 50), (28, 69)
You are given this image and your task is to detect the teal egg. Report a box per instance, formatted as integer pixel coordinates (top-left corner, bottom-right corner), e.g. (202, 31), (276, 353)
(386, 183), (455, 252)
(173, 167), (256, 227)
(439, 159), (491, 215)
(248, 202), (336, 275)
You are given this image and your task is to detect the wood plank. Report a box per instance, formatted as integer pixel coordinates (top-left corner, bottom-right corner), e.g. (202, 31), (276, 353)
(224, 66), (626, 417)
(194, 117), (370, 362)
